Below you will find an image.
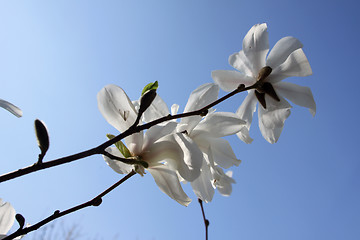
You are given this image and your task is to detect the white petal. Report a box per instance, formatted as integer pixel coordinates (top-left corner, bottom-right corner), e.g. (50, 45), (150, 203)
(103, 147), (134, 174)
(269, 49), (312, 83)
(258, 96), (292, 143)
(266, 36), (303, 69)
(0, 199), (16, 235)
(171, 104), (179, 115)
(275, 82), (316, 116)
(242, 23), (269, 74)
(194, 112), (245, 138)
(212, 70), (254, 92)
(181, 83), (219, 132)
(214, 169), (235, 196)
(235, 90), (258, 143)
(142, 121), (177, 150)
(147, 133), (203, 182)
(142, 95), (170, 123)
(191, 162), (215, 203)
(184, 83), (219, 112)
(229, 50), (255, 77)
(209, 138), (241, 168)
(0, 99), (22, 117)
(148, 165), (191, 206)
(97, 85), (138, 132)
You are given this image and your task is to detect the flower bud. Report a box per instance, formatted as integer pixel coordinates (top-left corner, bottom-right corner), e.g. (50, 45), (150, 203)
(15, 214), (25, 229)
(34, 119), (50, 156)
(138, 89), (157, 116)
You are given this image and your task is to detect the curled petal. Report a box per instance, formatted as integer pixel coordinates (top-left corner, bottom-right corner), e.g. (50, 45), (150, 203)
(229, 51), (255, 77)
(242, 23), (269, 74)
(212, 70), (254, 92)
(275, 82), (316, 116)
(213, 169), (235, 196)
(266, 36), (303, 69)
(269, 49), (312, 83)
(103, 147), (134, 174)
(97, 85), (138, 132)
(194, 112), (246, 138)
(235, 90), (258, 143)
(148, 165), (191, 206)
(0, 199), (16, 235)
(0, 99), (22, 117)
(258, 96), (292, 143)
(147, 133), (203, 182)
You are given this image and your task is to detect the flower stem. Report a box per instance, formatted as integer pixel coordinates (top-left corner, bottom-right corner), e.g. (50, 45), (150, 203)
(198, 198), (209, 240)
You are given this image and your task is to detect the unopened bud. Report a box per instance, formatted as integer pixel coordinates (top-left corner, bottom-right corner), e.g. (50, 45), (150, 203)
(15, 214), (25, 229)
(138, 89), (157, 116)
(34, 119), (50, 156)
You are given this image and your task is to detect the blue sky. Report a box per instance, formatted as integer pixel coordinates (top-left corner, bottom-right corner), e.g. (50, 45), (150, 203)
(0, 1), (359, 239)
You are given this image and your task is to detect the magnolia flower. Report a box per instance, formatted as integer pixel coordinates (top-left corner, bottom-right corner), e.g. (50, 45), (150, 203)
(177, 84), (243, 202)
(0, 199), (24, 240)
(0, 199), (15, 239)
(97, 85), (203, 206)
(212, 23), (316, 143)
(0, 99), (22, 117)
(143, 83), (244, 202)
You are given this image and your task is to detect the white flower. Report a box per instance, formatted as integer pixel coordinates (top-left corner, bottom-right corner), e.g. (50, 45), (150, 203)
(97, 85), (203, 206)
(177, 84), (244, 202)
(0, 99), (22, 117)
(142, 83), (245, 202)
(0, 199), (15, 239)
(212, 23), (316, 143)
(0, 199), (24, 240)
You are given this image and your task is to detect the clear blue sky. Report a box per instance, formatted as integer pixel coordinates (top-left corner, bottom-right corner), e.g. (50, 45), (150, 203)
(0, 1), (359, 239)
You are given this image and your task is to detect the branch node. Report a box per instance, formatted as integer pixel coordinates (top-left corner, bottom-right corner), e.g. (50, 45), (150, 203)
(237, 84), (245, 90)
(200, 109), (208, 117)
(92, 197), (102, 207)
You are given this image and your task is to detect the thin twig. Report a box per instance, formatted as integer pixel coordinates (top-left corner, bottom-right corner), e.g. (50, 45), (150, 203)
(198, 198), (209, 240)
(3, 170), (137, 240)
(0, 84), (254, 183)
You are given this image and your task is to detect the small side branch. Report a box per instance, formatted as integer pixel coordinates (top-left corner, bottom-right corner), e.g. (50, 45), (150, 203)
(3, 170), (137, 240)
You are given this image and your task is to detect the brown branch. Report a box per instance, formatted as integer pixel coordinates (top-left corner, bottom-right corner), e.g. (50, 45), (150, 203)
(198, 199), (209, 240)
(0, 84), (253, 183)
(3, 170), (137, 240)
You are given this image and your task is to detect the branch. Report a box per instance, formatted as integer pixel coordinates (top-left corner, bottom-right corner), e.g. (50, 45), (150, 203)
(198, 199), (209, 240)
(0, 84), (253, 183)
(3, 170), (137, 240)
